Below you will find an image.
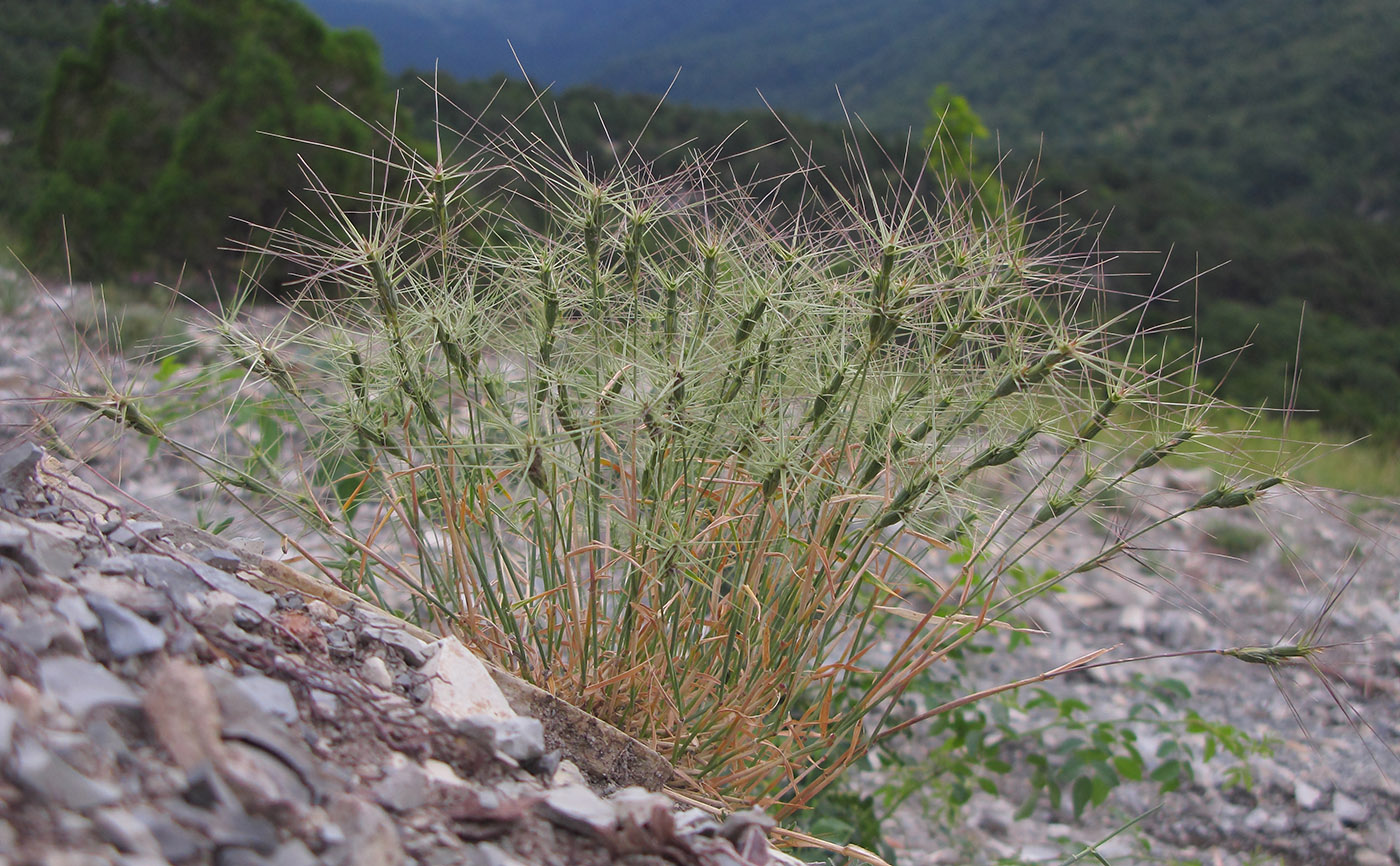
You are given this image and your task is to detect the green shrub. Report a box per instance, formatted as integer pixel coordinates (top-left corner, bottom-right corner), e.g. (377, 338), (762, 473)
(1203, 519), (1270, 558)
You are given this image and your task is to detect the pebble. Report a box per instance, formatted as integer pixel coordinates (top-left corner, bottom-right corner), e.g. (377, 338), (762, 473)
(1333, 792), (1370, 826)
(7, 610), (86, 654)
(0, 441), (44, 488)
(109, 520), (167, 547)
(375, 626), (431, 667)
(0, 703), (17, 753)
(309, 689), (339, 717)
(132, 808), (203, 863)
(94, 809), (163, 857)
(197, 548), (242, 572)
(39, 655), (143, 716)
(99, 555), (137, 576)
(86, 593), (167, 658)
(228, 672), (299, 725)
(136, 553), (274, 617)
(326, 795), (406, 866)
(538, 784), (617, 838)
(372, 762), (431, 813)
(10, 740), (123, 809)
(361, 656), (394, 691)
(491, 716), (546, 767)
(305, 599), (338, 622)
(0, 560), (21, 599)
(1295, 778), (1326, 811)
(55, 593), (100, 631)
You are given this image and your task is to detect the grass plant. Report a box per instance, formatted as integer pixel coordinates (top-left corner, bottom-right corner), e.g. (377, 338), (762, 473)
(55, 86), (1333, 823)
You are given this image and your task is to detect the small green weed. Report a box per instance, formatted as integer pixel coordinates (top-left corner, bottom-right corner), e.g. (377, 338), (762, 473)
(1203, 520), (1269, 558)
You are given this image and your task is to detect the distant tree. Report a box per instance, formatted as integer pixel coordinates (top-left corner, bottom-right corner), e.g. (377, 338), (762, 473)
(921, 84), (988, 183)
(25, 0), (390, 289)
(922, 83), (1003, 217)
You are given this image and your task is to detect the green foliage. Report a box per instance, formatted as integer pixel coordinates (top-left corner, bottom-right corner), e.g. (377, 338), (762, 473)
(797, 791), (896, 864)
(1204, 520), (1269, 559)
(0, 0), (105, 133)
(921, 84), (987, 186)
(24, 0), (391, 289)
(1032, 157), (1400, 440)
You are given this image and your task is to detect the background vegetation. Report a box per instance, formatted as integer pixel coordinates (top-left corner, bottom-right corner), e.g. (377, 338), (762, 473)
(302, 0), (1400, 440)
(12, 0), (390, 285)
(3, 0), (1396, 433)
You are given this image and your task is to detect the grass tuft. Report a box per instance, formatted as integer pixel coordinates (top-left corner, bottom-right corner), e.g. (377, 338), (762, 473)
(56, 84), (1318, 816)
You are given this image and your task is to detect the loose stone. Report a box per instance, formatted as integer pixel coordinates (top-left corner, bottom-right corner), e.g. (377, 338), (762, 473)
(196, 548), (242, 572)
(39, 655), (142, 717)
(10, 740), (123, 809)
(86, 594), (166, 659)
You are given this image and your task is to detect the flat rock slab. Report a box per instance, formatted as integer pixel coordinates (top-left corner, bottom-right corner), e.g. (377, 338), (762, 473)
(38, 655), (142, 717)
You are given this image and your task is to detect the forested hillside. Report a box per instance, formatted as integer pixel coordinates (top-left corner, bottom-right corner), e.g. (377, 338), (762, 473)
(305, 0), (1400, 220)
(5, 0), (1398, 436)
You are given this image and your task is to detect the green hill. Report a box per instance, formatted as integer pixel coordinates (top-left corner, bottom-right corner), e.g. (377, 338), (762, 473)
(304, 0), (1400, 220)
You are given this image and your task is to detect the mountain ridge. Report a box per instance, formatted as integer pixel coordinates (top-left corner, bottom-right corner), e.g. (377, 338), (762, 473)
(302, 0), (1398, 220)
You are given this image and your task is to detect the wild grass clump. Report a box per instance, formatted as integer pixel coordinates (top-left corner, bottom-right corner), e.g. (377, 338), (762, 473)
(62, 87), (1306, 816)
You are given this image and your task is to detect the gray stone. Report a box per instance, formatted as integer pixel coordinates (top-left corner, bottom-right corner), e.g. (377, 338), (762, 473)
(492, 716), (545, 766)
(39, 655), (142, 716)
(222, 740), (314, 809)
(87, 594), (167, 659)
(0, 522), (27, 553)
(0, 518), (80, 576)
(309, 689), (338, 717)
(372, 763), (431, 812)
(461, 843), (531, 866)
(360, 656), (394, 691)
(231, 673), (299, 724)
(188, 559), (275, 617)
(0, 702), (16, 753)
(9, 740), (123, 809)
(94, 809), (163, 857)
(109, 521), (167, 548)
(204, 671), (326, 804)
(163, 798), (278, 854)
(325, 795), (405, 866)
(55, 593), (100, 631)
(0, 442), (43, 490)
(134, 554), (212, 608)
(373, 627), (431, 667)
(99, 555), (137, 576)
(7, 611), (86, 654)
(0, 560), (22, 600)
(537, 784), (617, 838)
(267, 841), (319, 866)
(1334, 792), (1370, 826)
(197, 548), (242, 572)
(1295, 779), (1326, 811)
(135, 553), (274, 617)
